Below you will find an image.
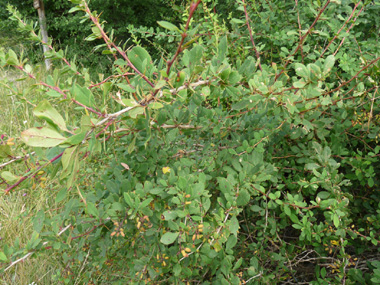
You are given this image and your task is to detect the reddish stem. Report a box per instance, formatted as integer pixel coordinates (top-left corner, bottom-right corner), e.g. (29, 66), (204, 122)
(242, 0), (262, 71)
(295, 0), (304, 63)
(89, 72), (134, 89)
(320, 1), (361, 58)
(326, 56), (380, 95)
(15, 65), (105, 117)
(4, 151), (64, 194)
(166, 0), (202, 76)
(71, 224), (104, 240)
(275, 0), (331, 81)
(84, 2), (155, 88)
(333, 4), (364, 56)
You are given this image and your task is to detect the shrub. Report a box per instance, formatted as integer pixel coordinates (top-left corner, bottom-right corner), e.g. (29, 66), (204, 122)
(1, 0), (380, 283)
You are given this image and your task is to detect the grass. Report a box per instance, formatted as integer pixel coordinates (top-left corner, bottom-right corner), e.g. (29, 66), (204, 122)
(0, 65), (58, 284)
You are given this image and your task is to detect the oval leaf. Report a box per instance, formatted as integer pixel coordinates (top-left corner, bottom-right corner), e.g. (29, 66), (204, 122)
(72, 84), (96, 108)
(160, 231), (179, 245)
(128, 46), (153, 76)
(149, 102), (163, 109)
(1, 171), (20, 183)
(34, 100), (68, 131)
(157, 21), (179, 31)
(21, 127), (66, 147)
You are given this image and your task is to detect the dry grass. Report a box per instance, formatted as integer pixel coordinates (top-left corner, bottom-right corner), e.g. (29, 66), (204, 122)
(0, 66), (57, 283)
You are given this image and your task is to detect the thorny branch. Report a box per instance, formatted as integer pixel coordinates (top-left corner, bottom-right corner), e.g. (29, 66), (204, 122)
(275, 0), (331, 81)
(166, 0), (202, 76)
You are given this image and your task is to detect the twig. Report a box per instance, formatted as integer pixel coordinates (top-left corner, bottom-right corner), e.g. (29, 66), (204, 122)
(95, 80), (211, 128)
(367, 87), (378, 131)
(4, 151), (64, 194)
(275, 0), (331, 81)
(242, 0), (262, 71)
(333, 4), (365, 56)
(243, 272), (262, 284)
(320, 1), (361, 58)
(326, 56), (380, 96)
(14, 65), (104, 118)
(84, 2), (155, 88)
(166, 0), (202, 76)
(179, 207), (233, 262)
(11, 11), (82, 76)
(4, 224), (72, 272)
(295, 0), (304, 62)
(0, 152), (35, 169)
(74, 249), (90, 285)
(89, 72), (135, 89)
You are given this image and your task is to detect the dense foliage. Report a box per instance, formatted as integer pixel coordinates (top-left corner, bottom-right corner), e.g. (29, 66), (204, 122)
(0, 0), (181, 67)
(1, 0), (380, 283)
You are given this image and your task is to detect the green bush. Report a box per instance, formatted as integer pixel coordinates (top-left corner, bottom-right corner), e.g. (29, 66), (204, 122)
(1, 0), (380, 283)
(0, 0), (183, 70)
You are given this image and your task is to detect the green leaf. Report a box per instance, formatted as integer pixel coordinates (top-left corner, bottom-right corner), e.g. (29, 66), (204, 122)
(317, 191), (330, 199)
(46, 90), (62, 97)
(231, 18), (245, 24)
(293, 80), (307, 88)
(218, 36), (228, 61)
(63, 131), (86, 146)
(117, 83), (136, 93)
(324, 55), (335, 74)
(155, 80), (166, 90)
(121, 99), (137, 107)
(232, 100), (249, 111)
(305, 163), (320, 170)
(139, 197), (154, 209)
(128, 107), (145, 118)
(124, 193), (133, 207)
(60, 146), (78, 180)
(0, 145), (12, 158)
(72, 84), (96, 108)
(295, 63), (309, 79)
(56, 188), (67, 203)
(21, 127), (66, 147)
(87, 202), (99, 218)
(173, 263), (182, 276)
(157, 21), (180, 31)
(34, 100), (68, 132)
(128, 46), (153, 75)
(321, 267), (326, 278)
(1, 171), (20, 183)
(229, 216), (239, 236)
(149, 102), (164, 109)
(163, 210), (178, 221)
(333, 214), (340, 228)
(128, 136), (136, 154)
(6, 49), (19, 65)
(368, 177), (375, 188)
(284, 205), (291, 216)
(66, 151), (80, 188)
(226, 234), (237, 251)
(80, 115), (93, 132)
(0, 252), (8, 262)
(237, 189), (250, 206)
(232, 257), (243, 271)
(160, 232), (179, 245)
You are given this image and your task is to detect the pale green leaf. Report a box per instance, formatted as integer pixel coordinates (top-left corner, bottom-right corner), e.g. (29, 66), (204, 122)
(33, 100), (68, 131)
(157, 21), (179, 31)
(21, 127), (66, 147)
(160, 232), (179, 245)
(1, 171), (20, 183)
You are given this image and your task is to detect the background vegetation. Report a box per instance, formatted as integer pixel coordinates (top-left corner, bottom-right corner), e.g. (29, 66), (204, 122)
(1, 0), (380, 284)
